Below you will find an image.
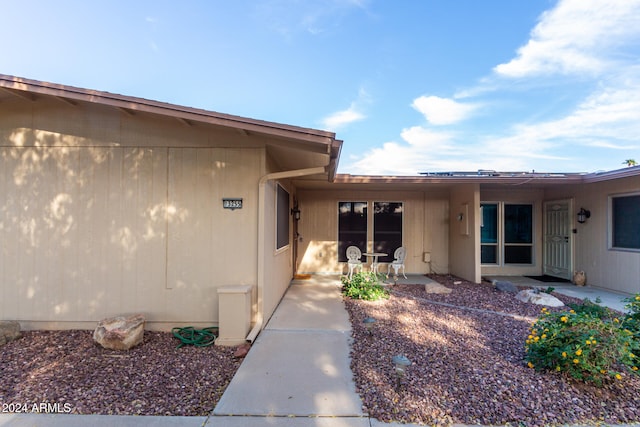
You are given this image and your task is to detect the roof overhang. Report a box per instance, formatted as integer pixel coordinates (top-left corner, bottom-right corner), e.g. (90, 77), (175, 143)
(0, 74), (341, 181)
(294, 167), (640, 191)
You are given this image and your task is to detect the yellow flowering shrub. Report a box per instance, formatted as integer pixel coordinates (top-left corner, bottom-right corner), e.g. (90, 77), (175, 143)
(525, 294), (640, 386)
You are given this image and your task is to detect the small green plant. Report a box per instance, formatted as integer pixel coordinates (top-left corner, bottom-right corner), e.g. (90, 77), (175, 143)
(341, 271), (389, 301)
(568, 297), (615, 321)
(542, 286), (555, 294)
(525, 298), (639, 386)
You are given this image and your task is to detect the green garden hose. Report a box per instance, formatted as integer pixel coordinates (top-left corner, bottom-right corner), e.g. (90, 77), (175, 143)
(171, 326), (218, 348)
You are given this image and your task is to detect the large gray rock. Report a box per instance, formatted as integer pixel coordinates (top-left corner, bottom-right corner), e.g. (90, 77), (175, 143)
(0, 320), (21, 347)
(93, 314), (145, 350)
(516, 289), (564, 307)
(493, 280), (519, 293)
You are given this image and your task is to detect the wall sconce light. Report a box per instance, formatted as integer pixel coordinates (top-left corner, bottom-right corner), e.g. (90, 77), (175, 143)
(291, 207), (301, 221)
(577, 207), (591, 224)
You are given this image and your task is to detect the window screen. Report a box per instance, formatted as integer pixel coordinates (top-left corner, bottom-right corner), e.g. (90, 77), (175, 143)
(373, 202), (403, 263)
(338, 202), (367, 262)
(276, 184), (290, 250)
(612, 194), (640, 250)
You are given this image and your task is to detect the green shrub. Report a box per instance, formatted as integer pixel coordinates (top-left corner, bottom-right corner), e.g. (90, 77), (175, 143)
(341, 271), (389, 301)
(622, 294), (640, 352)
(568, 297), (615, 321)
(525, 299), (639, 386)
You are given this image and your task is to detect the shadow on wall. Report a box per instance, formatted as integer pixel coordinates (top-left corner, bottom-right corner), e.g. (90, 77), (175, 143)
(298, 240), (339, 273)
(0, 128), (225, 324)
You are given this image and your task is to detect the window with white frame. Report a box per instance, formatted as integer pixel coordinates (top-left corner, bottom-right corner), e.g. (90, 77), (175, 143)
(481, 202), (533, 265)
(610, 193), (640, 251)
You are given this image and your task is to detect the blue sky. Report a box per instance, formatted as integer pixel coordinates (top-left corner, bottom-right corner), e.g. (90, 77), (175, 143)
(2, 0), (639, 175)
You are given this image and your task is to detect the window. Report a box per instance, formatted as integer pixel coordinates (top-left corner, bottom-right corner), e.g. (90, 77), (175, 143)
(337, 201), (404, 263)
(373, 202), (403, 263)
(504, 204), (533, 264)
(276, 184), (290, 250)
(611, 193), (640, 250)
(338, 202), (367, 262)
(481, 202), (533, 265)
(481, 204), (498, 264)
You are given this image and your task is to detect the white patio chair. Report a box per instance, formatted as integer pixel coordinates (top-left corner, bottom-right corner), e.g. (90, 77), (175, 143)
(346, 246), (363, 280)
(386, 246), (407, 279)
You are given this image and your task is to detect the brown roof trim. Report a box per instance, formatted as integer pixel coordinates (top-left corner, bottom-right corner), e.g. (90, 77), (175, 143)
(334, 173), (586, 185)
(583, 165), (640, 183)
(337, 166), (640, 186)
(0, 74), (337, 145)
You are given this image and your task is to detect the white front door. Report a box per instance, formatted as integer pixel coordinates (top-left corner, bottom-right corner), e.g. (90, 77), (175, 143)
(543, 200), (572, 280)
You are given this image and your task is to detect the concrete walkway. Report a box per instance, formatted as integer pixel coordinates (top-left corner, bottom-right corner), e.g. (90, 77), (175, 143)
(1, 274), (637, 427)
(211, 274), (366, 422)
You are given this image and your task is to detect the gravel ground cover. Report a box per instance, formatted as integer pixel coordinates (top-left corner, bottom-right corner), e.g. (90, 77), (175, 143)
(0, 330), (241, 415)
(345, 275), (640, 427)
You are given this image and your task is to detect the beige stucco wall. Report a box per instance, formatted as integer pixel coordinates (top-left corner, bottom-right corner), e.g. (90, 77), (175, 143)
(0, 98), (266, 330)
(545, 176), (640, 294)
(449, 184), (480, 283)
(295, 189), (450, 276)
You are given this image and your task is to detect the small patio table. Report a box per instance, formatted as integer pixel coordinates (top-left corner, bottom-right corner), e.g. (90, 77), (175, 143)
(362, 252), (387, 274)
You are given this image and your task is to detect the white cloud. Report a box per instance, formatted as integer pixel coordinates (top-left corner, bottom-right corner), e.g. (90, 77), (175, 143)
(495, 0), (640, 78)
(256, 0), (371, 37)
(346, 78), (640, 175)
(321, 88), (371, 130)
(322, 104), (365, 130)
(411, 96), (477, 125)
(344, 0), (640, 175)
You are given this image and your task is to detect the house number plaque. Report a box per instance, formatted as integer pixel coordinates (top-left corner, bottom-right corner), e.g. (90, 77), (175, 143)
(222, 198), (243, 210)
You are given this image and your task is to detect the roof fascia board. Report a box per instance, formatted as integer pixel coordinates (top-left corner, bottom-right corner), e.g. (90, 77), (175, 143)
(582, 166), (640, 183)
(334, 174), (586, 185)
(0, 74), (336, 146)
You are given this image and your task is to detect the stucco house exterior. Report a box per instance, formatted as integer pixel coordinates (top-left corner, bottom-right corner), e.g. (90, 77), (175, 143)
(1, 75), (639, 342)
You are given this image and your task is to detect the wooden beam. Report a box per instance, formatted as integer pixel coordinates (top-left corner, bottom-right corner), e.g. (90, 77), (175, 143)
(55, 96), (77, 106)
(118, 107), (135, 116)
(176, 117), (192, 127)
(0, 87), (36, 101)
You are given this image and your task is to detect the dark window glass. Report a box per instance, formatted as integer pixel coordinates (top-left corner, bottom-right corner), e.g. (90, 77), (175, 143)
(481, 204), (498, 243)
(276, 184), (290, 250)
(481, 245), (497, 264)
(612, 195), (640, 249)
(481, 204), (498, 264)
(504, 204), (532, 244)
(505, 245), (532, 264)
(338, 202), (367, 262)
(373, 202), (403, 262)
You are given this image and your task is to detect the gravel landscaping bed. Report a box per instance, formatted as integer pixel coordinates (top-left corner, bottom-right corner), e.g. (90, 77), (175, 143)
(0, 330), (241, 415)
(345, 275), (640, 427)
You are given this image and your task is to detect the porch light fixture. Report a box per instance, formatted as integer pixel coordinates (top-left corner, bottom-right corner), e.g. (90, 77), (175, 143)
(291, 207), (301, 221)
(392, 354), (411, 389)
(577, 207), (591, 224)
(363, 317), (376, 335)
